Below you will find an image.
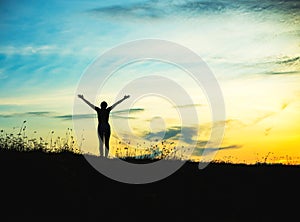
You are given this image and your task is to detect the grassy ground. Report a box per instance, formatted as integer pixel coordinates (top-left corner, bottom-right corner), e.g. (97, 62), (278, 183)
(0, 148), (299, 221)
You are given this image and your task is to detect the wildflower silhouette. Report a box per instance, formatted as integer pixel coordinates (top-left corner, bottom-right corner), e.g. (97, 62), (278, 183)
(78, 94), (130, 157)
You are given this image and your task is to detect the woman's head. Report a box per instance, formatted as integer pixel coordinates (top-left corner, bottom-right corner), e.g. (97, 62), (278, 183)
(100, 101), (108, 109)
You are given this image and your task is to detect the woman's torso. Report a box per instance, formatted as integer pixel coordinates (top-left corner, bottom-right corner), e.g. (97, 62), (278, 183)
(95, 107), (111, 130)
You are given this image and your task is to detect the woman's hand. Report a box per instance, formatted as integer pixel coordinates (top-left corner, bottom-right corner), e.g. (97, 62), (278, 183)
(78, 94), (84, 99)
(124, 95), (130, 99)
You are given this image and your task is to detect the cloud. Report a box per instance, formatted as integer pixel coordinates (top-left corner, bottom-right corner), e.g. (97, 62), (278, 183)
(176, 0), (300, 15)
(281, 102), (289, 110)
(87, 0), (300, 21)
(88, 2), (165, 20)
(26, 111), (53, 116)
(0, 69), (7, 80)
(221, 101), (292, 129)
(110, 108), (144, 120)
(144, 127), (180, 141)
(215, 119), (247, 130)
(0, 110), (105, 123)
(176, 0), (230, 14)
(0, 108), (143, 121)
(193, 144), (242, 156)
(0, 45), (58, 56)
(264, 71), (300, 75)
(251, 101), (291, 125)
(111, 108), (144, 115)
(87, 0), (233, 21)
(55, 108), (144, 121)
(173, 104), (204, 109)
(143, 126), (198, 144)
(110, 115), (136, 120)
(0, 111), (54, 118)
(55, 114), (96, 121)
(220, 112), (274, 127)
(264, 127), (272, 136)
(252, 112), (275, 125)
(262, 56), (300, 76)
(276, 56), (300, 65)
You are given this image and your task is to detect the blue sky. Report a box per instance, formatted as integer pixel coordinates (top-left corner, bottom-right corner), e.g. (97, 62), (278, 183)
(1, 0), (299, 110)
(1, 0), (300, 162)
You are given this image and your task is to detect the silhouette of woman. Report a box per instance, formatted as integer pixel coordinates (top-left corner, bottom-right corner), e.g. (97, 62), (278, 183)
(78, 94), (130, 157)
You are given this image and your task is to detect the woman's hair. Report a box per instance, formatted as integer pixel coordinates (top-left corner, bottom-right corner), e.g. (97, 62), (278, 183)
(100, 101), (108, 108)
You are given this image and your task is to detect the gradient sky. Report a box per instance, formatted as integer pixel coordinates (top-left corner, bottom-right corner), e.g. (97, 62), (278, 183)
(1, 0), (299, 164)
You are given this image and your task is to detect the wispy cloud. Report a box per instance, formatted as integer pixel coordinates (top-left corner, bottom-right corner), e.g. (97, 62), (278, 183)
(55, 114), (96, 121)
(173, 104), (204, 109)
(87, 0), (233, 22)
(0, 108), (144, 121)
(55, 108), (144, 121)
(111, 108), (144, 115)
(0, 111), (54, 118)
(217, 101), (292, 130)
(252, 112), (275, 125)
(0, 69), (7, 80)
(214, 119), (247, 130)
(110, 108), (144, 120)
(281, 102), (289, 110)
(261, 56), (300, 76)
(88, 2), (165, 20)
(0, 45), (58, 56)
(264, 127), (272, 136)
(87, 0), (300, 21)
(193, 144), (242, 156)
(264, 71), (300, 75)
(276, 56), (300, 65)
(176, 0), (300, 15)
(250, 101), (291, 125)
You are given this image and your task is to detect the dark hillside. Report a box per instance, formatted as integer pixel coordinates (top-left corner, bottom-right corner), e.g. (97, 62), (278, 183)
(0, 149), (299, 221)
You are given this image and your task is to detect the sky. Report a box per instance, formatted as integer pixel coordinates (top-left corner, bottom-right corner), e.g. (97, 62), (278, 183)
(0, 0), (299, 164)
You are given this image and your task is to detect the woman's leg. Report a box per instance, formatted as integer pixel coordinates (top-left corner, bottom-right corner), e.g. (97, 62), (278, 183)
(98, 130), (104, 157)
(104, 130), (111, 157)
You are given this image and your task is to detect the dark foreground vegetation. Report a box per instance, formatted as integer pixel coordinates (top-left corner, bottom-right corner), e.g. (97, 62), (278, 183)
(0, 148), (299, 221)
